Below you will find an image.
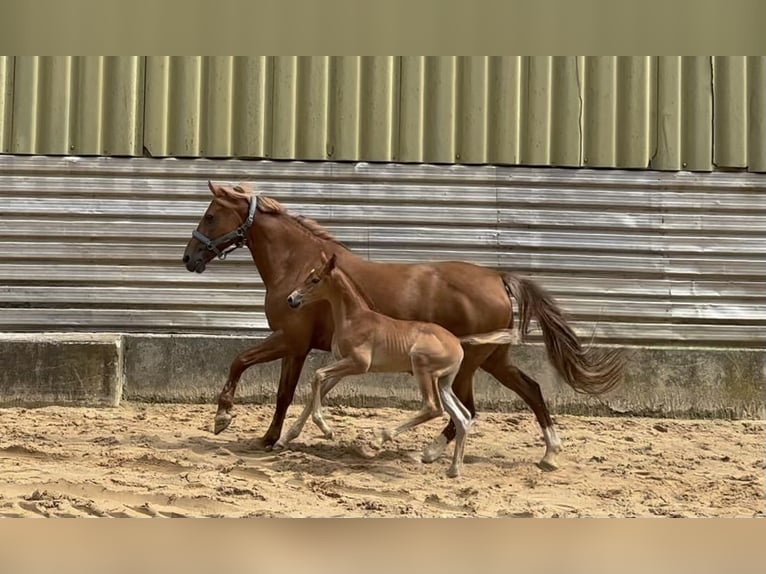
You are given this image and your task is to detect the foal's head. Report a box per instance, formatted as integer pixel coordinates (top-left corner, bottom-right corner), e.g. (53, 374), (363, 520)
(287, 252), (338, 309)
(183, 181), (253, 273)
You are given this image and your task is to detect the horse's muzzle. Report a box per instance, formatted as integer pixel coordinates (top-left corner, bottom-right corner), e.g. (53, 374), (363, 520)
(287, 292), (303, 309)
(183, 254), (206, 273)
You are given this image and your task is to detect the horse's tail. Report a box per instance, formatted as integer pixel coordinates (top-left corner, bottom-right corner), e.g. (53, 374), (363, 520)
(460, 328), (520, 347)
(501, 273), (626, 395)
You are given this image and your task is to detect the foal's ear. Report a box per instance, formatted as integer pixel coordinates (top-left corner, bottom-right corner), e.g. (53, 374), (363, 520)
(327, 253), (337, 269)
(320, 251), (329, 264)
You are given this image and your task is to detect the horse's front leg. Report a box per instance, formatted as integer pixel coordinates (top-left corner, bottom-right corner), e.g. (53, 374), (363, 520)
(214, 330), (301, 436)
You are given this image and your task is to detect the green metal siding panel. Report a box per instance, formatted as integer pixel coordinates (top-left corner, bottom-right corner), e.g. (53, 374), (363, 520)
(616, 56), (653, 168)
(359, 56), (398, 162)
(0, 56), (12, 153)
(583, 56), (617, 168)
(550, 56), (582, 167)
(232, 56), (271, 158)
(748, 57), (766, 172)
(271, 56), (298, 159)
(521, 56), (552, 166)
(423, 56), (457, 164)
(8, 56), (142, 156)
(456, 56), (488, 164)
(652, 57), (682, 171)
(398, 56), (425, 162)
(295, 56), (330, 160)
(714, 56), (747, 168)
(328, 56), (360, 161)
(681, 56), (713, 171)
(2, 56), (763, 172)
(487, 56), (522, 165)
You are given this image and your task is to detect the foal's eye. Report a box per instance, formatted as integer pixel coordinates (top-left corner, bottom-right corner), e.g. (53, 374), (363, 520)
(311, 277), (320, 284)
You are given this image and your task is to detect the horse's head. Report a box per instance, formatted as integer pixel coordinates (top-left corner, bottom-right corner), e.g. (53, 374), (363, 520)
(183, 181), (255, 273)
(287, 252), (337, 309)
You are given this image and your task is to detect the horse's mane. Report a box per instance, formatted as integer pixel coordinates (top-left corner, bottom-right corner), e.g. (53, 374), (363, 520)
(245, 190), (348, 250)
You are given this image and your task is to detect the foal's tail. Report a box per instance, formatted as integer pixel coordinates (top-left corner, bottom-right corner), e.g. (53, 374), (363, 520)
(501, 273), (626, 395)
(460, 329), (521, 347)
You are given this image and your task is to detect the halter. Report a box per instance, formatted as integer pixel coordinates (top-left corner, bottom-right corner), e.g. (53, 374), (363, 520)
(192, 196), (258, 260)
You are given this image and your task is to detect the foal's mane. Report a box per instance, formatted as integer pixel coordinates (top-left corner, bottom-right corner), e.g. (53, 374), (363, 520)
(331, 263), (377, 312)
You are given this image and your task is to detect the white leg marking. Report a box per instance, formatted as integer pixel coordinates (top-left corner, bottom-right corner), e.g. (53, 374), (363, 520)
(539, 425), (562, 471)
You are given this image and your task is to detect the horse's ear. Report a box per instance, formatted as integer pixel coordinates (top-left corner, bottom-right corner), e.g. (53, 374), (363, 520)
(320, 251), (329, 264)
(327, 253), (337, 269)
(208, 181), (225, 198)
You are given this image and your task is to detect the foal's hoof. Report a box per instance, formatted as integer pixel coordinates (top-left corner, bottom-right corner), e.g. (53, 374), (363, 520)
(421, 435), (448, 464)
(536, 457), (559, 472)
(372, 428), (393, 448)
(446, 465), (462, 479)
(213, 412), (233, 435)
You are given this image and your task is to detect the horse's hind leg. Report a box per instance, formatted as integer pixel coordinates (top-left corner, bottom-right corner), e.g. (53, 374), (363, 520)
(482, 346), (562, 471)
(437, 367), (472, 478)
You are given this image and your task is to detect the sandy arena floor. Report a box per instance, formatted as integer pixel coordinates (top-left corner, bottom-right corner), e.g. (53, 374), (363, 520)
(0, 403), (762, 517)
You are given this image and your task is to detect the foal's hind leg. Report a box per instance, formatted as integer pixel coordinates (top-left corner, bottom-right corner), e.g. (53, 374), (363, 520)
(374, 363), (443, 447)
(482, 346), (562, 471)
(436, 367), (472, 478)
(423, 346), (494, 463)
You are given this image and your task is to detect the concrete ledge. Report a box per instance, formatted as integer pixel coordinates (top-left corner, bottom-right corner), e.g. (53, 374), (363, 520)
(123, 334), (765, 419)
(0, 333), (123, 407)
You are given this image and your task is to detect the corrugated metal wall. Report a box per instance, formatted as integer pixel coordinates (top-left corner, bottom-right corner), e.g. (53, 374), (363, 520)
(1, 156), (764, 347)
(1, 57), (765, 171)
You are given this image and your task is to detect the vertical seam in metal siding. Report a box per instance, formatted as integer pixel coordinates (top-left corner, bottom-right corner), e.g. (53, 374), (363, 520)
(575, 56), (584, 165)
(9, 57), (16, 153)
(649, 57), (660, 167)
(140, 57), (149, 157)
(710, 56), (716, 169)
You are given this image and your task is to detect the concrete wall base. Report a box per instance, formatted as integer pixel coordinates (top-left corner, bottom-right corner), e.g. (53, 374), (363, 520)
(0, 333), (762, 418)
(121, 334), (765, 420)
(0, 334), (122, 407)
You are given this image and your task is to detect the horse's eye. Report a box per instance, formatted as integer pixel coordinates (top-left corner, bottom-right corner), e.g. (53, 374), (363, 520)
(204, 214), (214, 223)
(311, 277), (320, 284)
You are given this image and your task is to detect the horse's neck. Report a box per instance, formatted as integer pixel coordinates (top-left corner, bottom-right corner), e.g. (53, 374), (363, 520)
(246, 214), (325, 287)
(327, 268), (371, 326)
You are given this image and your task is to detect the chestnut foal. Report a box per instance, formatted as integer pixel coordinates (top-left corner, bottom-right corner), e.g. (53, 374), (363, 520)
(277, 252), (520, 478)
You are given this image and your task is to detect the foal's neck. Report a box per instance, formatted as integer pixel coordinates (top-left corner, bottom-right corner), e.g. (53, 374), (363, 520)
(326, 268), (372, 325)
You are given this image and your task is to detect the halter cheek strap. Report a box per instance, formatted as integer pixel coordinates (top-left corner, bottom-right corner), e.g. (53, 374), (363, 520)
(192, 196), (258, 260)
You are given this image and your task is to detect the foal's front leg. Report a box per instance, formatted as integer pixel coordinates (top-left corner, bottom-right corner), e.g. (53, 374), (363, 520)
(275, 357), (368, 449)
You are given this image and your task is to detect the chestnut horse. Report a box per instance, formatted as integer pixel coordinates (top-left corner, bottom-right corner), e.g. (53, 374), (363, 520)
(182, 182), (625, 470)
(280, 251), (521, 477)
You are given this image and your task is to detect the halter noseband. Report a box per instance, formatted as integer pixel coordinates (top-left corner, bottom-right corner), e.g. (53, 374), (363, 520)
(192, 196), (258, 260)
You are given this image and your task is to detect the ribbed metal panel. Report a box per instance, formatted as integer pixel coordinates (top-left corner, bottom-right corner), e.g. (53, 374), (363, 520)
(0, 156), (764, 347)
(2, 57), (765, 172)
(2, 56), (144, 156)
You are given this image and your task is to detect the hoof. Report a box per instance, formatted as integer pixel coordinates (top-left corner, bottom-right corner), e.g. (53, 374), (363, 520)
(213, 412), (233, 435)
(272, 441), (286, 451)
(421, 435), (448, 464)
(536, 458), (559, 472)
(322, 429), (335, 440)
(446, 466), (461, 479)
